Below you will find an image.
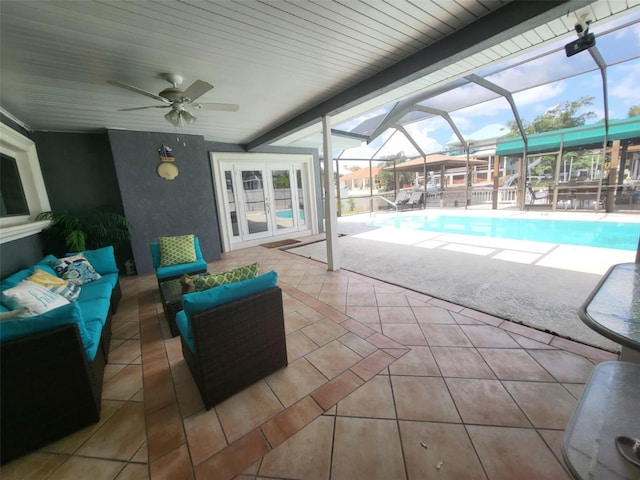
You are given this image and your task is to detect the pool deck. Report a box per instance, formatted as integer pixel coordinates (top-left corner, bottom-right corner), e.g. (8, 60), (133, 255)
(287, 207), (640, 351)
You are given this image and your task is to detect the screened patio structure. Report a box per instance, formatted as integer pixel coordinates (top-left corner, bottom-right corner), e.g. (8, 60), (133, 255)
(318, 10), (640, 214)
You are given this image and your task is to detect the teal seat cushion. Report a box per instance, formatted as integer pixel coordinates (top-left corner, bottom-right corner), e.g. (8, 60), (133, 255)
(156, 260), (208, 280)
(78, 297), (111, 328)
(175, 310), (194, 352)
(181, 270), (278, 340)
(77, 281), (113, 303)
(35, 255), (59, 277)
(67, 246), (118, 275)
(82, 317), (104, 361)
(0, 301), (94, 357)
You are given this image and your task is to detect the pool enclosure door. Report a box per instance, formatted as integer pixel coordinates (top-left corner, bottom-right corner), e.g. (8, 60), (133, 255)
(211, 153), (316, 251)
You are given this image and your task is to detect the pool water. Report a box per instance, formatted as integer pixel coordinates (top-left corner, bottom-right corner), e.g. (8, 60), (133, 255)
(369, 214), (640, 251)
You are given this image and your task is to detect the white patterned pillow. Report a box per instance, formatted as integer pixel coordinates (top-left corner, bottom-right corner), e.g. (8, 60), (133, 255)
(27, 268), (81, 302)
(52, 254), (101, 286)
(2, 280), (70, 316)
(159, 235), (197, 267)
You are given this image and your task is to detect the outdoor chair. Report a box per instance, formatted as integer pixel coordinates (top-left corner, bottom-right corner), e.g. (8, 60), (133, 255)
(150, 234), (207, 284)
(400, 191), (424, 209)
(393, 190), (411, 205)
(175, 272), (288, 409)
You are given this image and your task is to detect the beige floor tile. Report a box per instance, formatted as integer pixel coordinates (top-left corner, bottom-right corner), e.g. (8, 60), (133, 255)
(338, 331), (377, 357)
(337, 375), (396, 419)
(301, 318), (348, 346)
(305, 339), (362, 379)
(112, 321), (141, 339)
(459, 325), (520, 348)
(375, 292), (409, 306)
(508, 332), (557, 349)
(479, 348), (555, 381)
(285, 330), (319, 362)
(431, 347), (496, 379)
(421, 324), (473, 347)
(0, 452), (68, 480)
(109, 339), (142, 364)
(259, 415), (334, 480)
(392, 376), (460, 423)
(446, 378), (530, 427)
(467, 425), (570, 480)
(346, 291), (377, 306)
(215, 380), (284, 443)
(184, 409), (227, 466)
(539, 429), (571, 474)
(503, 381), (577, 429)
(332, 417), (405, 480)
(382, 323), (428, 346)
(411, 305), (456, 324)
(528, 350), (595, 383)
(76, 402), (146, 460)
(388, 346), (441, 376)
(115, 463), (149, 480)
(284, 309), (317, 332)
(266, 357), (328, 407)
(562, 382), (585, 400)
(345, 305), (380, 324)
(378, 306), (417, 323)
(47, 457), (126, 480)
(400, 421), (487, 480)
(102, 364), (143, 401)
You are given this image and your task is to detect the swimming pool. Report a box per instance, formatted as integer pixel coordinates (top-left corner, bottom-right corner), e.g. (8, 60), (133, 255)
(369, 213), (640, 251)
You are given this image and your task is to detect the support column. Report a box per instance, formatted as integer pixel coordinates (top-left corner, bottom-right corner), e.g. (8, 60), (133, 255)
(322, 115), (340, 271)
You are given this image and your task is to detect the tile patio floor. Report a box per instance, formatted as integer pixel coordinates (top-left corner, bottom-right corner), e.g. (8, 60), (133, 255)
(1, 245), (618, 480)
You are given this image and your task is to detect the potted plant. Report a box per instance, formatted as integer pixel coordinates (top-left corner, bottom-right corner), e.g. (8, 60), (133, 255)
(36, 206), (133, 257)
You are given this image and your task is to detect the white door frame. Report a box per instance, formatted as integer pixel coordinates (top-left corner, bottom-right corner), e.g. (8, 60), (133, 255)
(211, 152), (318, 252)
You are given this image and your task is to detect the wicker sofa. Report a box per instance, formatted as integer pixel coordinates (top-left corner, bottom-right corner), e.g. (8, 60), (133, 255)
(0, 247), (121, 464)
(175, 271), (287, 409)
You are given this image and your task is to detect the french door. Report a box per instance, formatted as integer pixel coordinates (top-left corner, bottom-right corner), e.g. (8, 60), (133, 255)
(216, 157), (312, 249)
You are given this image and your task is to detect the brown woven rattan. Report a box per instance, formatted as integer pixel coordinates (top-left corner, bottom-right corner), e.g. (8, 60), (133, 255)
(0, 284), (119, 464)
(180, 286), (288, 409)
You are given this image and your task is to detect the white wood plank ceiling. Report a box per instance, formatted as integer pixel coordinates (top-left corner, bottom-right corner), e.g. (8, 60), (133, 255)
(1, 0), (635, 150)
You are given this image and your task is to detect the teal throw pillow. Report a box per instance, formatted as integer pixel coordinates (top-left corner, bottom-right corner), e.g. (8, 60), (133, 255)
(67, 246), (118, 274)
(159, 235), (197, 267)
(190, 262), (260, 292)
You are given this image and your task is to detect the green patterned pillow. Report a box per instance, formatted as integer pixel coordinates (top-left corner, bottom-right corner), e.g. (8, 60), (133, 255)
(159, 235), (197, 267)
(191, 262), (260, 292)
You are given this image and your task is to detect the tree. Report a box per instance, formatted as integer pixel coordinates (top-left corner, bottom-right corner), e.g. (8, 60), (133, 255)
(629, 105), (640, 117)
(507, 96), (596, 136)
(376, 160), (415, 191)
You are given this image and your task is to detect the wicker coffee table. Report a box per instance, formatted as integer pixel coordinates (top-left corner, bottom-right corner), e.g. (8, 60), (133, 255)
(159, 278), (187, 337)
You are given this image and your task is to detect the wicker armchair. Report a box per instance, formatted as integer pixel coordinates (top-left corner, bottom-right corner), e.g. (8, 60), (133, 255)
(179, 286), (288, 409)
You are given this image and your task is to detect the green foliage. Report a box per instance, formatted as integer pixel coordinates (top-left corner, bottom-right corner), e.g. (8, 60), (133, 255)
(376, 160), (416, 191)
(348, 197), (356, 212)
(36, 207), (132, 255)
(507, 96), (596, 137)
(628, 105), (640, 117)
(272, 173), (290, 189)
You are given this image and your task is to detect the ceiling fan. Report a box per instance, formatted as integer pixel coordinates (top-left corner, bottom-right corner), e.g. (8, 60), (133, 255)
(107, 73), (239, 126)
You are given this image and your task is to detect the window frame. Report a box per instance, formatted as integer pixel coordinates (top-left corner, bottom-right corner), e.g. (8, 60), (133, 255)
(0, 123), (51, 244)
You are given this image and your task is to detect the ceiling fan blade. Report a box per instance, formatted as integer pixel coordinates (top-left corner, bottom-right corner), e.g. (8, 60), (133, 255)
(181, 80), (213, 102)
(107, 80), (169, 103)
(118, 105), (171, 112)
(195, 102), (240, 112)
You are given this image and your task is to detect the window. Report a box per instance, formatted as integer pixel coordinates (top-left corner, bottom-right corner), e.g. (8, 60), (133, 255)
(0, 123), (51, 243)
(1, 153), (30, 216)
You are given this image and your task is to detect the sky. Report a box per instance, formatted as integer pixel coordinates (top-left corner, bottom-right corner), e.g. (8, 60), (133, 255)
(334, 12), (640, 166)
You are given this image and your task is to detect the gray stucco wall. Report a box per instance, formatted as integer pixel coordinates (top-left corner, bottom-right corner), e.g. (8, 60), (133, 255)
(108, 130), (222, 275)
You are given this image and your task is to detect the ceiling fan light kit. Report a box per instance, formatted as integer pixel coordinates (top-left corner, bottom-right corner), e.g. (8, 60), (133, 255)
(108, 73), (239, 126)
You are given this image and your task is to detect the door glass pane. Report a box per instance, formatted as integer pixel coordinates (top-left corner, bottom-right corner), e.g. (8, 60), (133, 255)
(1, 153), (29, 217)
(224, 171), (239, 237)
(296, 169), (306, 227)
(242, 170), (268, 234)
(272, 169), (293, 229)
